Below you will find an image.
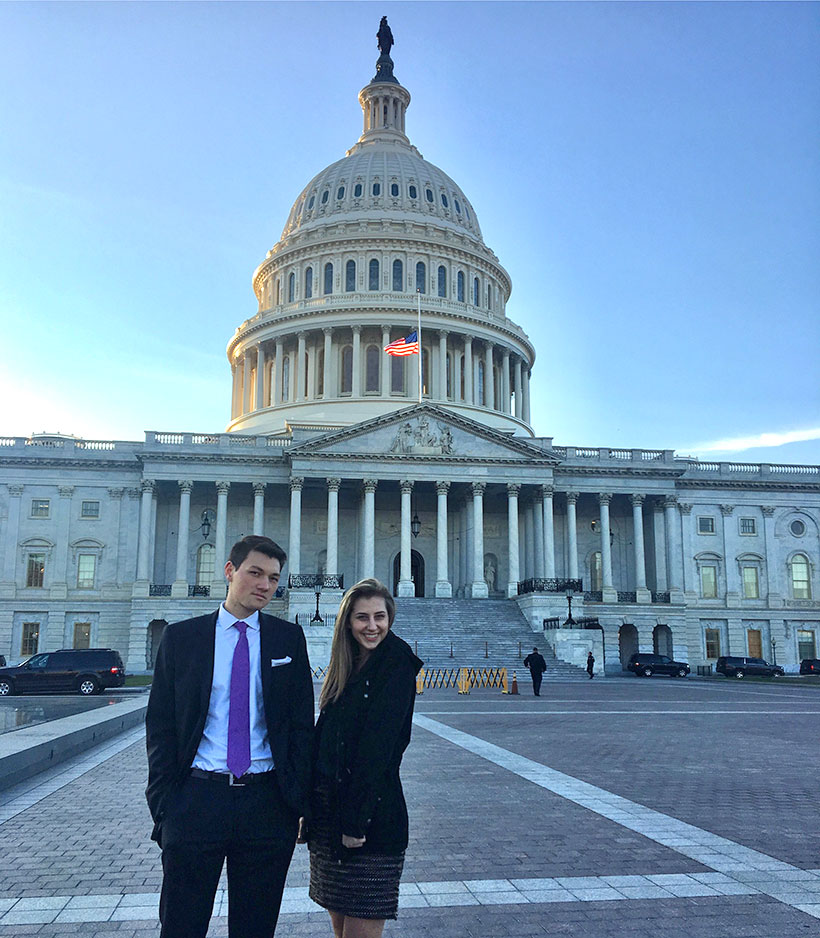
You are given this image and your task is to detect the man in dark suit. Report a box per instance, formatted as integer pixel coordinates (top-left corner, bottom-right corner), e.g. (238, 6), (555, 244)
(523, 646), (547, 696)
(146, 535), (314, 938)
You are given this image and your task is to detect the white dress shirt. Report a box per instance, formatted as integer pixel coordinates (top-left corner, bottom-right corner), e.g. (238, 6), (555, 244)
(192, 605), (275, 774)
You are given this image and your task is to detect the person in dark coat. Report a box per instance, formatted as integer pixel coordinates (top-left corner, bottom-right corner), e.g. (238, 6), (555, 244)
(306, 578), (423, 938)
(587, 651), (596, 679)
(523, 646), (547, 696)
(145, 535), (313, 938)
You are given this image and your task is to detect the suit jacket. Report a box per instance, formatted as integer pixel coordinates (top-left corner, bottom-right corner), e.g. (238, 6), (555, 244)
(145, 609), (314, 844)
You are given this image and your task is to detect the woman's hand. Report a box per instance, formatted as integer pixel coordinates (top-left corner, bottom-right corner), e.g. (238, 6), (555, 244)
(296, 818), (307, 844)
(342, 834), (366, 848)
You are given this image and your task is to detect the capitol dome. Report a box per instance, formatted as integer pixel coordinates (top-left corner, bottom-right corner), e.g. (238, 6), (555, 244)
(226, 31), (536, 436)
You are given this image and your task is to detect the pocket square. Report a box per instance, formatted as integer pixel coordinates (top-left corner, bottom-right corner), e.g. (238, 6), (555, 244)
(270, 656), (292, 668)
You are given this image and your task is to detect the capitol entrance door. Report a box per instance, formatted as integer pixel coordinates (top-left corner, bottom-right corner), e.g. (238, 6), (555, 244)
(393, 550), (425, 597)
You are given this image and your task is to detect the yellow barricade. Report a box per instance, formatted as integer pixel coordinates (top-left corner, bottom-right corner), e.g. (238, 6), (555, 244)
(416, 667), (508, 695)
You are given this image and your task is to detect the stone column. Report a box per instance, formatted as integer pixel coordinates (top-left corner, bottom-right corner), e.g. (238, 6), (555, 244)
(464, 337), (474, 404)
(653, 502), (668, 591)
(362, 480), (377, 579)
(212, 482), (230, 592)
(566, 492), (579, 580)
(664, 496), (683, 599)
(679, 502), (694, 596)
(435, 481), (452, 597)
(599, 493), (617, 601)
(323, 327), (333, 398)
(513, 358), (523, 418)
(438, 331), (448, 401)
(243, 353), (253, 414)
(542, 484), (555, 578)
(352, 326), (362, 396)
(501, 349), (511, 415)
(288, 478), (303, 578)
(296, 332), (307, 401)
(522, 366), (531, 424)
(533, 489), (545, 578)
(631, 494), (650, 602)
(470, 482), (488, 598)
(507, 483), (520, 598)
(326, 478), (341, 576)
(49, 486), (74, 598)
(255, 345), (266, 411)
(380, 326), (391, 397)
(252, 483), (265, 535)
(135, 480), (155, 586)
(761, 506), (778, 604)
(398, 480), (415, 597)
(720, 504), (738, 603)
(484, 343), (495, 410)
(273, 339), (283, 406)
(172, 480), (193, 597)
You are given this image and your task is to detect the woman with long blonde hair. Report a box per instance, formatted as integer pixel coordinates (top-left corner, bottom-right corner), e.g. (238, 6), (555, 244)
(307, 578), (423, 938)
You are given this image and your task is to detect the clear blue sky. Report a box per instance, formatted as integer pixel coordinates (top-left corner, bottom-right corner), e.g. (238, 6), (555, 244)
(1, 1), (818, 464)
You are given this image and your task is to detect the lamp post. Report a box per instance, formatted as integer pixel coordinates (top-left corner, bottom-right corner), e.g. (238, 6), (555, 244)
(564, 587), (576, 627)
(198, 509), (214, 539)
(311, 578), (323, 623)
(770, 636), (777, 666)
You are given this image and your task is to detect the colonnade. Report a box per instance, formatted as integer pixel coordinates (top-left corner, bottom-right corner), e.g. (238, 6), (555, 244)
(230, 327), (532, 423)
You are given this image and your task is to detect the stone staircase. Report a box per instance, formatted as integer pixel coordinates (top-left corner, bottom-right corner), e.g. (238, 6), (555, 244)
(391, 598), (589, 681)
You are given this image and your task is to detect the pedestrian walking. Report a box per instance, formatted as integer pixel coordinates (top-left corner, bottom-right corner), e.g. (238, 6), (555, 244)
(145, 535), (314, 938)
(523, 646), (547, 696)
(587, 651), (595, 679)
(307, 578), (423, 938)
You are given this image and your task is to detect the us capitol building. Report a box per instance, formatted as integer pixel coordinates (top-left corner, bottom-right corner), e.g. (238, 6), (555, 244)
(2, 28), (818, 675)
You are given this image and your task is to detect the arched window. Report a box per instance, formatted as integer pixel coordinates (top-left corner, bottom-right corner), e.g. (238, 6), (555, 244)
(281, 355), (290, 402)
(791, 554), (812, 599)
(477, 360), (485, 406)
(287, 272), (295, 303)
(457, 271), (465, 302)
(324, 263), (333, 295)
(437, 265), (447, 298)
(304, 267), (313, 299)
(392, 259), (403, 292)
(372, 182), (381, 196)
(590, 552), (603, 592)
(196, 545), (215, 586)
(368, 259), (380, 291)
(390, 182), (399, 197)
(425, 188), (434, 203)
(408, 184), (417, 200)
(275, 279), (281, 305)
(391, 355), (404, 393)
(365, 345), (380, 392)
(345, 259), (356, 292)
(317, 348), (325, 397)
(336, 185), (345, 200)
(321, 189), (329, 204)
(354, 183), (362, 197)
(415, 261), (426, 294)
(473, 277), (480, 306)
(487, 283), (492, 309)
(340, 346), (353, 394)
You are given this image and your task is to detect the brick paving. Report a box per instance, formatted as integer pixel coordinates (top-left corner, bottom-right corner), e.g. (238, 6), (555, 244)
(0, 678), (818, 935)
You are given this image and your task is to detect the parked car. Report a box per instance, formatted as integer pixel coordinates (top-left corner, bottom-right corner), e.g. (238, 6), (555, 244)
(715, 656), (784, 679)
(799, 658), (820, 675)
(0, 649), (126, 696)
(627, 653), (690, 678)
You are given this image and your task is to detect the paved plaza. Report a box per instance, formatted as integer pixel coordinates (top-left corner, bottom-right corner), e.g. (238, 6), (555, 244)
(0, 677), (818, 936)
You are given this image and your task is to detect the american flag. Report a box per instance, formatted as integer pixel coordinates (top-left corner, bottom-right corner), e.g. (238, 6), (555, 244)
(383, 331), (419, 356)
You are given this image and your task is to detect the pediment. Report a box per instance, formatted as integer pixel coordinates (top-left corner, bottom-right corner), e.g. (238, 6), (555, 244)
(286, 404), (561, 465)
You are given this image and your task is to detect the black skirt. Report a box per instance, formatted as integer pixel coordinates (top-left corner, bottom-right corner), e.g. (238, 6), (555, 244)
(308, 782), (405, 920)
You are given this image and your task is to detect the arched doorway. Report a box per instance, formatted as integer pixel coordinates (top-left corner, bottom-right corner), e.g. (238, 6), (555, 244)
(653, 624), (673, 658)
(148, 619), (168, 670)
(392, 550), (425, 597)
(618, 623), (638, 671)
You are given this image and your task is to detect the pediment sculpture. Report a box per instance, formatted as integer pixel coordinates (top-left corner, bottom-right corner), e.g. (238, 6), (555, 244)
(389, 417), (454, 455)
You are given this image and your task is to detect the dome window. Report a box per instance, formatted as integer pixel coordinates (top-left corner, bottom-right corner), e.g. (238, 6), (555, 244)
(391, 183), (399, 197)
(372, 182), (381, 196)
(336, 186), (345, 200)
(324, 263), (333, 295)
(415, 261), (426, 294)
(345, 260), (356, 292)
(321, 190), (329, 205)
(457, 271), (465, 302)
(425, 188), (434, 203)
(392, 259), (403, 292)
(368, 259), (380, 291)
(441, 193), (449, 208)
(354, 183), (363, 198)
(304, 267), (313, 299)
(437, 265), (447, 298)
(288, 272), (295, 303)
(340, 346), (353, 395)
(465, 206), (471, 221)
(365, 346), (380, 393)
(308, 195), (315, 210)
(473, 277), (480, 306)
(408, 185), (417, 199)
(454, 198), (461, 213)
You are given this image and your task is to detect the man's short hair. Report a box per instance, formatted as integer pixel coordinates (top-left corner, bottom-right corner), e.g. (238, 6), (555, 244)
(228, 535), (287, 570)
(533, 646), (539, 652)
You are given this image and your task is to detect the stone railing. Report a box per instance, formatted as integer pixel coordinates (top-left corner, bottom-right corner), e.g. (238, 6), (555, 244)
(518, 578), (583, 595)
(149, 584), (172, 597)
(583, 590), (603, 603)
(145, 432), (290, 450)
(188, 585), (210, 597)
(550, 446), (673, 463)
(617, 591), (637, 604)
(651, 591), (671, 604)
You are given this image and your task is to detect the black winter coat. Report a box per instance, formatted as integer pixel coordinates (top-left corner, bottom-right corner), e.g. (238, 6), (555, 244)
(313, 630), (423, 855)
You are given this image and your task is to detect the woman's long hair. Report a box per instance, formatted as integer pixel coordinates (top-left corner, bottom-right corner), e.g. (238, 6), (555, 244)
(319, 578), (396, 709)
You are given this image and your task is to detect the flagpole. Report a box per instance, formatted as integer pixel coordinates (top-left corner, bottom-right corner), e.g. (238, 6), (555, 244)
(416, 289), (422, 404)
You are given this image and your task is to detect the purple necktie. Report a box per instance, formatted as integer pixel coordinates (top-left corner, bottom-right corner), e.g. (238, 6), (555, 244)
(227, 620), (251, 778)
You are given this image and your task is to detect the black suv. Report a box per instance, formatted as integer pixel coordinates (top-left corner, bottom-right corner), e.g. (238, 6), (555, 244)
(627, 653), (690, 678)
(0, 649), (126, 696)
(715, 656), (784, 679)
(800, 659), (820, 675)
